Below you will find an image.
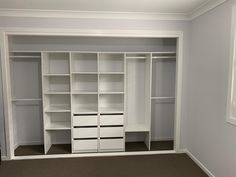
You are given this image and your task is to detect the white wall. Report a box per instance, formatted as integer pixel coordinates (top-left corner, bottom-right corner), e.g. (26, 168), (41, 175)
(187, 0), (236, 177)
(0, 17), (190, 157)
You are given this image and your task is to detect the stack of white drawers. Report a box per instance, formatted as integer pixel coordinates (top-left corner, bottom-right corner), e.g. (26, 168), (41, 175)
(72, 113), (124, 153)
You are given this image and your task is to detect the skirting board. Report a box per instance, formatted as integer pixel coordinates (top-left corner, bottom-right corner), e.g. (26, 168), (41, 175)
(184, 149), (215, 177)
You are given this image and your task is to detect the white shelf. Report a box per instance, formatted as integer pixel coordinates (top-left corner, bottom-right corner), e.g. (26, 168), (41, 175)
(44, 92), (70, 95)
(99, 107), (124, 114)
(100, 92), (124, 95)
(45, 105), (71, 112)
(151, 97), (175, 100)
(43, 74), (70, 77)
(72, 92), (98, 95)
(12, 98), (42, 102)
(99, 72), (124, 75)
(45, 122), (71, 130)
(9, 56), (41, 59)
(152, 56), (176, 59)
(125, 124), (150, 132)
(72, 72), (98, 75)
(126, 57), (147, 59)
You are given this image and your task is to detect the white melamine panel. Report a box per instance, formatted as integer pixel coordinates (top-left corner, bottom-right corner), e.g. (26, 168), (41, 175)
(151, 101), (175, 141)
(99, 74), (124, 93)
(73, 115), (98, 126)
(99, 94), (124, 113)
(73, 139), (98, 152)
(72, 74), (98, 93)
(73, 128), (98, 138)
(100, 127), (124, 137)
(72, 94), (98, 113)
(126, 57), (151, 132)
(43, 52), (69, 74)
(99, 53), (124, 73)
(152, 58), (176, 97)
(100, 115), (124, 126)
(44, 76), (70, 93)
(100, 139), (124, 151)
(71, 53), (98, 73)
(10, 57), (41, 99)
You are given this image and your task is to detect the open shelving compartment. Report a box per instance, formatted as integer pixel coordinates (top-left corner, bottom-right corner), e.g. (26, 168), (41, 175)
(99, 53), (125, 73)
(72, 74), (98, 94)
(71, 52), (98, 73)
(125, 53), (151, 150)
(99, 74), (124, 93)
(72, 94), (98, 114)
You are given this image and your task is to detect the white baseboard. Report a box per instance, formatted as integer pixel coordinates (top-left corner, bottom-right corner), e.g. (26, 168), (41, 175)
(184, 149), (215, 177)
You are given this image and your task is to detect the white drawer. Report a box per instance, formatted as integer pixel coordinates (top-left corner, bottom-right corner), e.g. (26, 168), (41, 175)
(100, 127), (123, 138)
(73, 115), (97, 126)
(100, 138), (124, 151)
(73, 139), (98, 152)
(73, 127), (98, 138)
(100, 115), (123, 126)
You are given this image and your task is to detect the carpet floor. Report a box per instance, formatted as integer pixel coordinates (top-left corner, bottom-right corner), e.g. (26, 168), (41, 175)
(14, 141), (174, 156)
(0, 154), (208, 177)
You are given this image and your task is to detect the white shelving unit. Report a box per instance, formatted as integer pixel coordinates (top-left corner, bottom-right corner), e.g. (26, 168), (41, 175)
(9, 48), (177, 155)
(42, 52), (71, 154)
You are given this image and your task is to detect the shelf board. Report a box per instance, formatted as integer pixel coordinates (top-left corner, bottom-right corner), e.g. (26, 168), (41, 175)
(125, 124), (150, 132)
(45, 122), (71, 131)
(99, 72), (124, 75)
(99, 107), (124, 114)
(152, 56), (176, 59)
(72, 91), (98, 95)
(9, 56), (41, 59)
(99, 92), (124, 95)
(44, 92), (70, 95)
(71, 72), (98, 75)
(126, 56), (147, 59)
(152, 52), (176, 54)
(45, 105), (71, 112)
(12, 98), (42, 102)
(43, 74), (70, 76)
(151, 97), (175, 100)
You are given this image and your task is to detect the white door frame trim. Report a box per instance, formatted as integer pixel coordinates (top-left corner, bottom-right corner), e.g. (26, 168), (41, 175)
(0, 27), (184, 160)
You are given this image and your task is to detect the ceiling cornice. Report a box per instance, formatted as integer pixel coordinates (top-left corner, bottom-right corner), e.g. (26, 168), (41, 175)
(0, 0), (228, 21)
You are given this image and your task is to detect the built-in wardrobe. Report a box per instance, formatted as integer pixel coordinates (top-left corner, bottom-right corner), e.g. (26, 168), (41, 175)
(7, 35), (177, 156)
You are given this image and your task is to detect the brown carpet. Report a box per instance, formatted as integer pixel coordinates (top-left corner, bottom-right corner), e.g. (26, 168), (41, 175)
(0, 154), (208, 177)
(14, 144), (71, 156)
(15, 141), (173, 156)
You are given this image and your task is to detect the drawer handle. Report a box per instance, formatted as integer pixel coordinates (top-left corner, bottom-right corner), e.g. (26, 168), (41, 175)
(100, 113), (123, 115)
(74, 114), (97, 116)
(74, 126), (97, 128)
(100, 125), (123, 128)
(74, 138), (98, 140)
(100, 137), (123, 139)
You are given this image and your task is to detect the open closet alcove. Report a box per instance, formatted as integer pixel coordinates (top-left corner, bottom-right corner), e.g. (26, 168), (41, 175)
(7, 35), (178, 156)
